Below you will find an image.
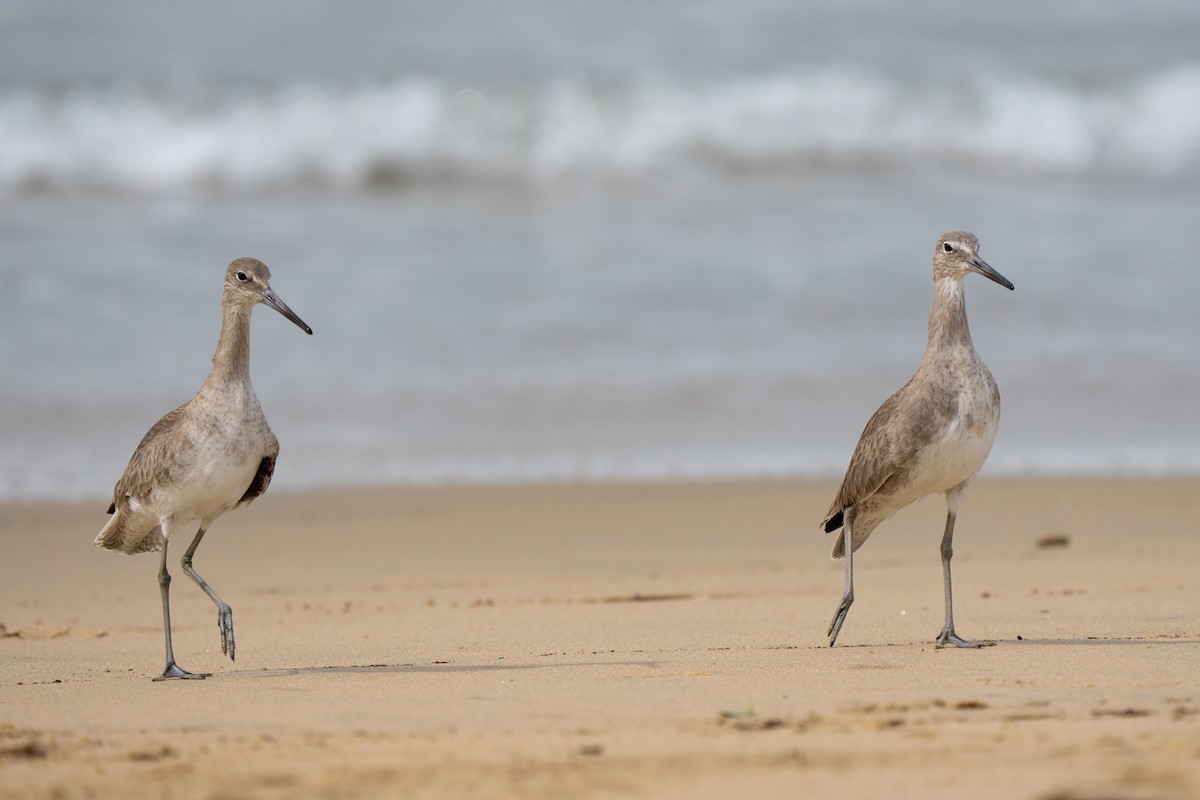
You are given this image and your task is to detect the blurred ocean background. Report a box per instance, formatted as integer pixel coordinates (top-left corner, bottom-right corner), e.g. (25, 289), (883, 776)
(1, 1), (1198, 500)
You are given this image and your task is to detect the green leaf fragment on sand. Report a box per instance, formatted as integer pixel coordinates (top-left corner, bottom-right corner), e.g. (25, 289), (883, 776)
(720, 707), (755, 719)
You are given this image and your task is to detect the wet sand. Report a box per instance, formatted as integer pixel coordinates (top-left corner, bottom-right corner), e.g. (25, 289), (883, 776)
(1, 478), (1198, 799)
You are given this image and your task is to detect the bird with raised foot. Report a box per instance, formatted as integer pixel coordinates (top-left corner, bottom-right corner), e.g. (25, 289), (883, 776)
(822, 231), (1013, 648)
(95, 258), (312, 680)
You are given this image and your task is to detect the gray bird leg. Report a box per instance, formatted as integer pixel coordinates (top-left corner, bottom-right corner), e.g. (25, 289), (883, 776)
(180, 527), (236, 661)
(935, 498), (995, 649)
(827, 518), (855, 647)
(154, 535), (210, 681)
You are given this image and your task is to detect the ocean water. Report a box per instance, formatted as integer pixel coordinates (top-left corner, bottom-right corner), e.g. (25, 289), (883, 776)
(1, 1), (1198, 500)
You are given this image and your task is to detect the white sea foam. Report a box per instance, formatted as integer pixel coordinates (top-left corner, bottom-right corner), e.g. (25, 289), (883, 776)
(3, 66), (1199, 194)
(7, 445), (1200, 503)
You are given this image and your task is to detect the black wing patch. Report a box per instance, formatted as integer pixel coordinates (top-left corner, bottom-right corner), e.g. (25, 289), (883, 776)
(238, 456), (276, 504)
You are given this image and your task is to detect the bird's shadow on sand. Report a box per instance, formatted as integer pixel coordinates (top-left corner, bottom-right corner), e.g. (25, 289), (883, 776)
(814, 637), (1200, 650)
(1004, 637), (1200, 647)
(244, 659), (664, 679)
(234, 637), (1197, 678)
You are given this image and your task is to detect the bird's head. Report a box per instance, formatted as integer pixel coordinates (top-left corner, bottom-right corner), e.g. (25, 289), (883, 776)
(223, 257), (313, 334)
(933, 231), (1013, 290)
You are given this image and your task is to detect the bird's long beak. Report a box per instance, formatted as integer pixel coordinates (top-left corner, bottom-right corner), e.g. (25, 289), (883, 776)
(261, 287), (313, 334)
(969, 255), (1014, 291)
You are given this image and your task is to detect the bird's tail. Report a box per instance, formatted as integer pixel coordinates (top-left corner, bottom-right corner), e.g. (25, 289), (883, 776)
(94, 508), (163, 555)
(826, 508), (873, 559)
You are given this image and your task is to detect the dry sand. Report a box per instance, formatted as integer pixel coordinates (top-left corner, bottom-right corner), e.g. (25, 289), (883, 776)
(1, 477), (1198, 799)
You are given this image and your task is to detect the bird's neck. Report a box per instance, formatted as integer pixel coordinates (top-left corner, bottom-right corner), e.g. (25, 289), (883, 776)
(925, 277), (974, 354)
(206, 302), (253, 387)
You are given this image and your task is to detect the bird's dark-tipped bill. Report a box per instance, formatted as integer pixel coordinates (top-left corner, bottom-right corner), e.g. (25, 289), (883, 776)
(969, 255), (1014, 291)
(261, 288), (313, 334)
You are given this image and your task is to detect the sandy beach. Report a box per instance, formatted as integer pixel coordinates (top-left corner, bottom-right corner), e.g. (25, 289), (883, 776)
(1, 477), (1197, 799)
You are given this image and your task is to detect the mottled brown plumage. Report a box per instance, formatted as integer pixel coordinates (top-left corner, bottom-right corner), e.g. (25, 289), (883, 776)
(822, 231), (1013, 648)
(94, 258), (311, 680)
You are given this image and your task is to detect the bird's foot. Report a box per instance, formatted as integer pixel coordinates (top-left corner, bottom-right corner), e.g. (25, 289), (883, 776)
(935, 629), (996, 649)
(153, 661), (211, 681)
(217, 602), (235, 661)
(826, 590), (854, 647)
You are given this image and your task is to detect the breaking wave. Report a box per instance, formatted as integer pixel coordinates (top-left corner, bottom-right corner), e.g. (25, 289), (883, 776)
(3, 65), (1199, 193)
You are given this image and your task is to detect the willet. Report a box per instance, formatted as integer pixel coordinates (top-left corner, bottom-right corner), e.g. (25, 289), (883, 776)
(95, 258), (312, 680)
(821, 231), (1013, 648)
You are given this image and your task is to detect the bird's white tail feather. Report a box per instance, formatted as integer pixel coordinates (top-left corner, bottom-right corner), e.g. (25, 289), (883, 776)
(94, 512), (163, 555)
(830, 526), (873, 559)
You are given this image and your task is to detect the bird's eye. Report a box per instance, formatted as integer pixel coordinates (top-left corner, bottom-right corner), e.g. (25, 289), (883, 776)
(236, 271), (249, 282)
(942, 242), (954, 253)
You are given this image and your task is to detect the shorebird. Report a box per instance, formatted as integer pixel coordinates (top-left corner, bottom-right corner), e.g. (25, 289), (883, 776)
(95, 258), (311, 680)
(822, 231), (1013, 648)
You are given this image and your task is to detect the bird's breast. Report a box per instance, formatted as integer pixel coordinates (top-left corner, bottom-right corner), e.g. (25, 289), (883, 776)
(165, 439), (265, 523)
(157, 391), (276, 523)
(909, 376), (1000, 496)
